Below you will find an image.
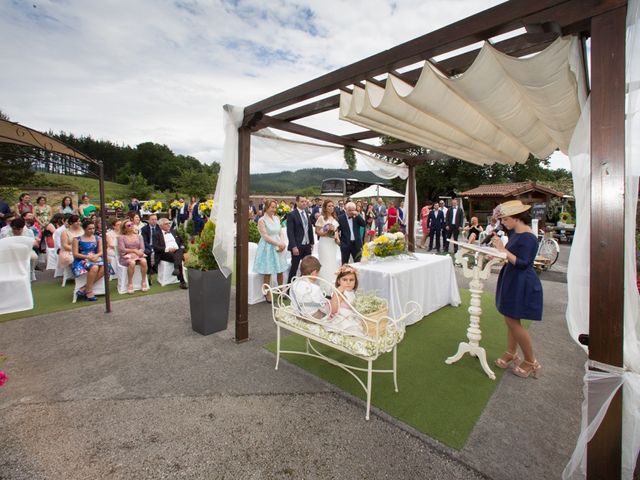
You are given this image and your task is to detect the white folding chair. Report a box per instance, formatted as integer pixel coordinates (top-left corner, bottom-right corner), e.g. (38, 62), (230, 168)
(0, 237), (34, 314)
(46, 247), (58, 270)
(72, 273), (107, 303)
(157, 260), (179, 286)
(114, 259), (147, 294)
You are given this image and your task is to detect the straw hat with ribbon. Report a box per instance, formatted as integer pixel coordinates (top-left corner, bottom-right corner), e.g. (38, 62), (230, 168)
(492, 200), (531, 219)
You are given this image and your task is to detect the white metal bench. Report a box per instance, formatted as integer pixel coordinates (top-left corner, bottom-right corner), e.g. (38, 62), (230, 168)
(264, 277), (420, 420)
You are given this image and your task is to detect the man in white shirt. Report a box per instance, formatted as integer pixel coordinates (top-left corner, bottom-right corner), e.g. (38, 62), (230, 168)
(154, 218), (187, 289)
(445, 198), (465, 253)
(0, 217), (38, 274)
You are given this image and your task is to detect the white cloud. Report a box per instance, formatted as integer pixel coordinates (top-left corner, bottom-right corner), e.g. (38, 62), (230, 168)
(1, 0), (515, 173)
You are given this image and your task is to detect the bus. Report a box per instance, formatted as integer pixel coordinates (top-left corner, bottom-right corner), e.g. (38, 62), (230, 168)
(320, 178), (378, 197)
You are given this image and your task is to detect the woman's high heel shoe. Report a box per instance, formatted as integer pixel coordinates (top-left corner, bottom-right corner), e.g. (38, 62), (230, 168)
(512, 360), (541, 379)
(494, 351), (520, 369)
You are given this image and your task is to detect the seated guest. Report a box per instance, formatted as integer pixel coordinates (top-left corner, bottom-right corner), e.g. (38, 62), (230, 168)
(127, 211), (144, 234)
(59, 215), (83, 267)
(15, 193), (33, 216)
(140, 214), (159, 272)
(0, 217), (38, 275)
(106, 218), (122, 259)
(464, 216), (484, 244)
(154, 218), (188, 289)
(53, 215), (68, 254)
(78, 194), (96, 219)
(46, 213), (65, 249)
(58, 196), (76, 215)
(72, 219), (105, 301)
(0, 198), (11, 229)
(481, 216), (502, 245)
(290, 256), (330, 320)
(118, 220), (149, 293)
(34, 196), (52, 229)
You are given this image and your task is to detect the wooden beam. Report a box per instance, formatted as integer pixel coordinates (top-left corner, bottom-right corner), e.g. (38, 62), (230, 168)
(272, 94), (340, 122)
(243, 0), (632, 123)
(587, 5), (626, 479)
(342, 131), (380, 141)
(377, 141), (417, 151)
(235, 127), (251, 343)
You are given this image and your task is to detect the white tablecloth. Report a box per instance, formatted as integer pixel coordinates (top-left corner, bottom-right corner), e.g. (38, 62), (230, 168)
(354, 253), (461, 325)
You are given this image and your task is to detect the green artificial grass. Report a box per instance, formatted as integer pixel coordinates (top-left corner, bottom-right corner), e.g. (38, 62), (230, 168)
(0, 276), (182, 322)
(265, 290), (528, 450)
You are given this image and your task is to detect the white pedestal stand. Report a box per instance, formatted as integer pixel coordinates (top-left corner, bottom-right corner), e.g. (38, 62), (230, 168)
(445, 240), (506, 380)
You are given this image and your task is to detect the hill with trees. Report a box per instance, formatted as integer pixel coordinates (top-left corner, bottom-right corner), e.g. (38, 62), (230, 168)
(249, 168), (385, 195)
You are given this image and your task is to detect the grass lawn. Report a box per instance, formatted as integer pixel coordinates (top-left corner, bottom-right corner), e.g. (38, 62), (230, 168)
(0, 275), (182, 322)
(265, 290), (527, 450)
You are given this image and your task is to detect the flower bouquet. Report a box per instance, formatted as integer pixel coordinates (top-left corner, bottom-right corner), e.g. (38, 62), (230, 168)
(107, 200), (124, 211)
(363, 231), (407, 261)
(352, 292), (389, 336)
(143, 200), (163, 213)
(198, 199), (214, 218)
(170, 199), (184, 210)
(276, 201), (291, 225)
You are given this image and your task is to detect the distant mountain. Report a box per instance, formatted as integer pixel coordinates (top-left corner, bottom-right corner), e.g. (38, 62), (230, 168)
(249, 168), (386, 194)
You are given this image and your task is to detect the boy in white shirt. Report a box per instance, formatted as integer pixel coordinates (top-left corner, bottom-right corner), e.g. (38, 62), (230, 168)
(290, 256), (330, 320)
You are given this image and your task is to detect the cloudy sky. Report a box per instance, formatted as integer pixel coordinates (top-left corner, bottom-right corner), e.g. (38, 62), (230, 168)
(0, 0), (570, 172)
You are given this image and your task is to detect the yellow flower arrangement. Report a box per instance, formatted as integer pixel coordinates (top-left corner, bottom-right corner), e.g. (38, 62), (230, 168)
(107, 200), (125, 210)
(170, 199), (184, 209)
(364, 232), (405, 258)
(276, 201), (291, 218)
(198, 199), (214, 217)
(143, 200), (163, 213)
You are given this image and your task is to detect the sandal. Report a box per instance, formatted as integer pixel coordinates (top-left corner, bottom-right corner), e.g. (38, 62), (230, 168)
(494, 351), (520, 369)
(76, 289), (87, 301)
(127, 285), (134, 294)
(141, 283), (149, 292)
(512, 359), (541, 379)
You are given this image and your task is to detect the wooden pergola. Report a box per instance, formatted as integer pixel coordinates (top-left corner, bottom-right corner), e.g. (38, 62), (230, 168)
(234, 1), (628, 477)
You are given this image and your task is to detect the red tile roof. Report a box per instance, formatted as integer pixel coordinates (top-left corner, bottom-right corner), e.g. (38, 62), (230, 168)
(461, 181), (563, 198)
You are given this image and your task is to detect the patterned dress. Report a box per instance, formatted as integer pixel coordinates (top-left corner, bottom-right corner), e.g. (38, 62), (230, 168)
(72, 236), (105, 276)
(253, 214), (288, 275)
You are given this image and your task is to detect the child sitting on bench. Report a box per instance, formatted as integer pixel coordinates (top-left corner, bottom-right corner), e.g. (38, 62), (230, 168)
(290, 256), (331, 320)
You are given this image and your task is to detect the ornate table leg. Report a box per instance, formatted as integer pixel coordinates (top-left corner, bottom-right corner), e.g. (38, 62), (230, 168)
(445, 249), (503, 380)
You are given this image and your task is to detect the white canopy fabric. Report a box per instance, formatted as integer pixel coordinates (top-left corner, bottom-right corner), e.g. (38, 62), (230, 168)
(351, 184), (404, 199)
(340, 36), (587, 165)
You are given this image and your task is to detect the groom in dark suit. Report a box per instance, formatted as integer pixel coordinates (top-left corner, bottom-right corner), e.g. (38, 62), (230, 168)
(287, 195), (314, 283)
(337, 201), (366, 264)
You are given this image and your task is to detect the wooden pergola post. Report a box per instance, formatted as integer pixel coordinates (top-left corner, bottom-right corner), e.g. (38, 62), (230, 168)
(588, 5), (626, 479)
(235, 126), (251, 342)
(407, 163), (416, 252)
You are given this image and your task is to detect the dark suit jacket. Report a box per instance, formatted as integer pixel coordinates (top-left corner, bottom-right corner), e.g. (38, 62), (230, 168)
(337, 212), (366, 251)
(286, 209), (314, 251)
(128, 202), (141, 213)
(446, 207), (465, 229)
(153, 228), (185, 256)
(428, 209), (445, 231)
(140, 224), (161, 255)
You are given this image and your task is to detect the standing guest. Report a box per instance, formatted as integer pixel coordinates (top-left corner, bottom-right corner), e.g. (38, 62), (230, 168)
(154, 218), (188, 289)
(427, 203), (445, 252)
(364, 204), (376, 241)
(191, 198), (205, 235)
(188, 195), (197, 219)
(0, 198), (11, 228)
(253, 199), (287, 301)
(387, 201), (398, 230)
(78, 194), (96, 219)
(72, 219), (105, 301)
(419, 201), (431, 248)
(34, 196), (52, 228)
(106, 218), (122, 260)
(314, 199), (340, 293)
(118, 220), (149, 293)
(337, 201), (366, 265)
(335, 200), (345, 218)
(491, 200), (543, 378)
(355, 201), (366, 241)
(287, 195), (314, 284)
(0, 217), (39, 275)
(59, 196), (75, 215)
(257, 197), (267, 217)
(438, 200), (448, 250)
(310, 198), (322, 227)
(128, 197), (141, 214)
(398, 200), (406, 233)
(374, 197), (387, 235)
(15, 193), (33, 216)
(248, 200), (257, 220)
(445, 198), (465, 253)
(141, 214), (159, 273)
(175, 198), (187, 225)
(59, 215), (83, 267)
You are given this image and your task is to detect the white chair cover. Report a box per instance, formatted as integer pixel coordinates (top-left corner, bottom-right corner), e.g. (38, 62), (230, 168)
(0, 236), (34, 314)
(46, 247), (58, 270)
(72, 273), (106, 303)
(157, 260), (179, 286)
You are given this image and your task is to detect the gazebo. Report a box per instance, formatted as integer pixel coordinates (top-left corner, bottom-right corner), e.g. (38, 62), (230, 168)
(461, 181), (564, 223)
(215, 1), (638, 477)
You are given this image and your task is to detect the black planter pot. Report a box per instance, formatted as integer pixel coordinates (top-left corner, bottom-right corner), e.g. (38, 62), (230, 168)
(187, 268), (231, 335)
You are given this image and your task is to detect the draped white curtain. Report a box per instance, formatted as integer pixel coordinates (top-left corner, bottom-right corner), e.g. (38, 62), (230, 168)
(563, 1), (640, 477)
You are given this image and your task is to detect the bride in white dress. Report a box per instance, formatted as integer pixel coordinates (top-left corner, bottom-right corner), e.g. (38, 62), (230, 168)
(314, 200), (340, 294)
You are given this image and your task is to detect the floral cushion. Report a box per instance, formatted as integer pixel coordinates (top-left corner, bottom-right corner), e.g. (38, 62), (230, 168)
(274, 306), (404, 358)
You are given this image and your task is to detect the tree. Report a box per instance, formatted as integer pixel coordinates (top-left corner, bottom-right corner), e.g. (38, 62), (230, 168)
(172, 168), (217, 198)
(127, 173), (154, 199)
(0, 109), (37, 186)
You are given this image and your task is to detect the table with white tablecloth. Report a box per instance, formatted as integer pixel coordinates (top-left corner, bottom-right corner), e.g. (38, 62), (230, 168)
(354, 253), (461, 325)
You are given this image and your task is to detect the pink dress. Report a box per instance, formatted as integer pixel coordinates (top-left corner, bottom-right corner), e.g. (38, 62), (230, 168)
(117, 234), (145, 266)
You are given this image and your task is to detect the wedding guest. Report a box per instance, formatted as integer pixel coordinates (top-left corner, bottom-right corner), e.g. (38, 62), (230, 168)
(177, 197), (189, 225)
(78, 194), (96, 219)
(290, 256), (330, 319)
(118, 220), (149, 293)
(419, 200), (431, 248)
(191, 197), (205, 235)
(15, 193), (33, 216)
(287, 195), (314, 284)
(374, 197), (387, 235)
(387, 201), (398, 230)
(253, 199), (287, 302)
(314, 199), (340, 294)
(44, 213), (65, 249)
(154, 218), (188, 289)
(355, 201), (366, 241)
(481, 216), (502, 245)
(445, 198), (465, 252)
(0, 198), (11, 228)
(364, 204), (376, 242)
(72, 219), (105, 301)
(33, 196), (52, 228)
(328, 265), (362, 335)
(59, 196), (75, 215)
(106, 218), (122, 259)
(59, 215), (83, 267)
(1, 217), (39, 276)
(491, 200), (543, 378)
(337, 201), (366, 265)
(427, 204), (445, 252)
(464, 216), (484, 244)
(127, 211), (144, 234)
(128, 197), (141, 214)
(398, 200), (406, 233)
(52, 214), (68, 256)
(141, 213), (159, 272)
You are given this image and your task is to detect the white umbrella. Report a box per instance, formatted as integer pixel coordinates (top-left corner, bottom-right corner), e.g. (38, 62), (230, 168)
(350, 184), (404, 199)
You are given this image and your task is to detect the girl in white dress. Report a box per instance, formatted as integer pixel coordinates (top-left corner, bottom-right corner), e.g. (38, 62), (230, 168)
(314, 199), (340, 294)
(328, 265), (363, 335)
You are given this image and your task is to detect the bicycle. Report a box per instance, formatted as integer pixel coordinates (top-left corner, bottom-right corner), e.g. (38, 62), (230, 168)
(534, 229), (560, 271)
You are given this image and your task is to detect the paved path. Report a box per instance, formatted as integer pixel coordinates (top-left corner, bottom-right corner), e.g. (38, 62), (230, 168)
(0, 257), (584, 479)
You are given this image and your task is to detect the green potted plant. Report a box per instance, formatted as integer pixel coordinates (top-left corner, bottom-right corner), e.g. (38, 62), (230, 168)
(184, 219), (231, 335)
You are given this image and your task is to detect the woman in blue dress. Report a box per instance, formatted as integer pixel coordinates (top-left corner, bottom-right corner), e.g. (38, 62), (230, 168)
(491, 200), (543, 379)
(72, 219), (105, 301)
(253, 199), (287, 303)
